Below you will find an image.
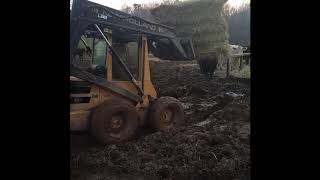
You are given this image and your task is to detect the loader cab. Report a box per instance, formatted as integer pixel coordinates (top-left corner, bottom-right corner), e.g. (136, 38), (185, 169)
(70, 24), (157, 131)
(71, 24), (156, 93)
(72, 28), (138, 80)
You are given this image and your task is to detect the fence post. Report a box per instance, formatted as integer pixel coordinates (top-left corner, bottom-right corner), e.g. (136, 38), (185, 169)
(239, 56), (243, 72)
(226, 57), (230, 78)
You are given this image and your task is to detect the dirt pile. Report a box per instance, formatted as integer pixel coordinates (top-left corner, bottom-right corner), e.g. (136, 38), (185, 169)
(71, 60), (250, 180)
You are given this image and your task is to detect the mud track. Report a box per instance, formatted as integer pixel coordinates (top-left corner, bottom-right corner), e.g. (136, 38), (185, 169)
(71, 60), (250, 180)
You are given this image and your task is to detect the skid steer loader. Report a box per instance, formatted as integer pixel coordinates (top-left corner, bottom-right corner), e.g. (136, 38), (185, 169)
(70, 0), (195, 145)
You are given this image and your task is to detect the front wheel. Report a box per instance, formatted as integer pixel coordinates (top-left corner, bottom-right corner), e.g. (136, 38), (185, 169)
(148, 96), (185, 131)
(90, 99), (139, 145)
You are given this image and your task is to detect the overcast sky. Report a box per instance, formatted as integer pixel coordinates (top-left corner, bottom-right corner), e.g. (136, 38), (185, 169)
(90, 0), (167, 10)
(84, 0), (249, 10)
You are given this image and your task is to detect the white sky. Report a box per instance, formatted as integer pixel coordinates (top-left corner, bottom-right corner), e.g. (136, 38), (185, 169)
(226, 0), (250, 8)
(89, 0), (163, 10)
(88, 0), (249, 10)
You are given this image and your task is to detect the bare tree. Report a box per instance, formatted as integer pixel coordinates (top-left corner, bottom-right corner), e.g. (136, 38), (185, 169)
(121, 3), (132, 14)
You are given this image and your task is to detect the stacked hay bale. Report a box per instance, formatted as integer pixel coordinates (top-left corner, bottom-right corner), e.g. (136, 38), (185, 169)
(150, 0), (229, 57)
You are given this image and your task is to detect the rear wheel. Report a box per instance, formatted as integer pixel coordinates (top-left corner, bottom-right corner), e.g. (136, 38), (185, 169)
(90, 99), (139, 145)
(148, 96), (185, 131)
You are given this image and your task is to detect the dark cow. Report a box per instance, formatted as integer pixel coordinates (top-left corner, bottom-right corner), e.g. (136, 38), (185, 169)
(197, 51), (218, 79)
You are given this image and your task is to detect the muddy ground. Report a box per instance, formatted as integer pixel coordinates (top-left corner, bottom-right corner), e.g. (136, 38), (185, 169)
(71, 60), (250, 180)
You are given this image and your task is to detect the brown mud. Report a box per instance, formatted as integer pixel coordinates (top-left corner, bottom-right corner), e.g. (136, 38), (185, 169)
(71, 60), (250, 180)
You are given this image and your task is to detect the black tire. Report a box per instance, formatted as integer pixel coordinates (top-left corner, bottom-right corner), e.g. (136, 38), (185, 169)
(148, 96), (185, 131)
(90, 99), (139, 145)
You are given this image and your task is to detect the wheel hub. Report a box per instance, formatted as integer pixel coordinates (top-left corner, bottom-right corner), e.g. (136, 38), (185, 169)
(160, 109), (174, 126)
(110, 115), (124, 130)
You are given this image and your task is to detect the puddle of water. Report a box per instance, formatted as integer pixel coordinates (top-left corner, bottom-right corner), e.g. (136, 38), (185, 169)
(195, 119), (212, 127)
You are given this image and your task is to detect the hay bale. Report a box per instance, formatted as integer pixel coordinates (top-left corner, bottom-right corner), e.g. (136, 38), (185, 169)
(151, 0), (229, 56)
